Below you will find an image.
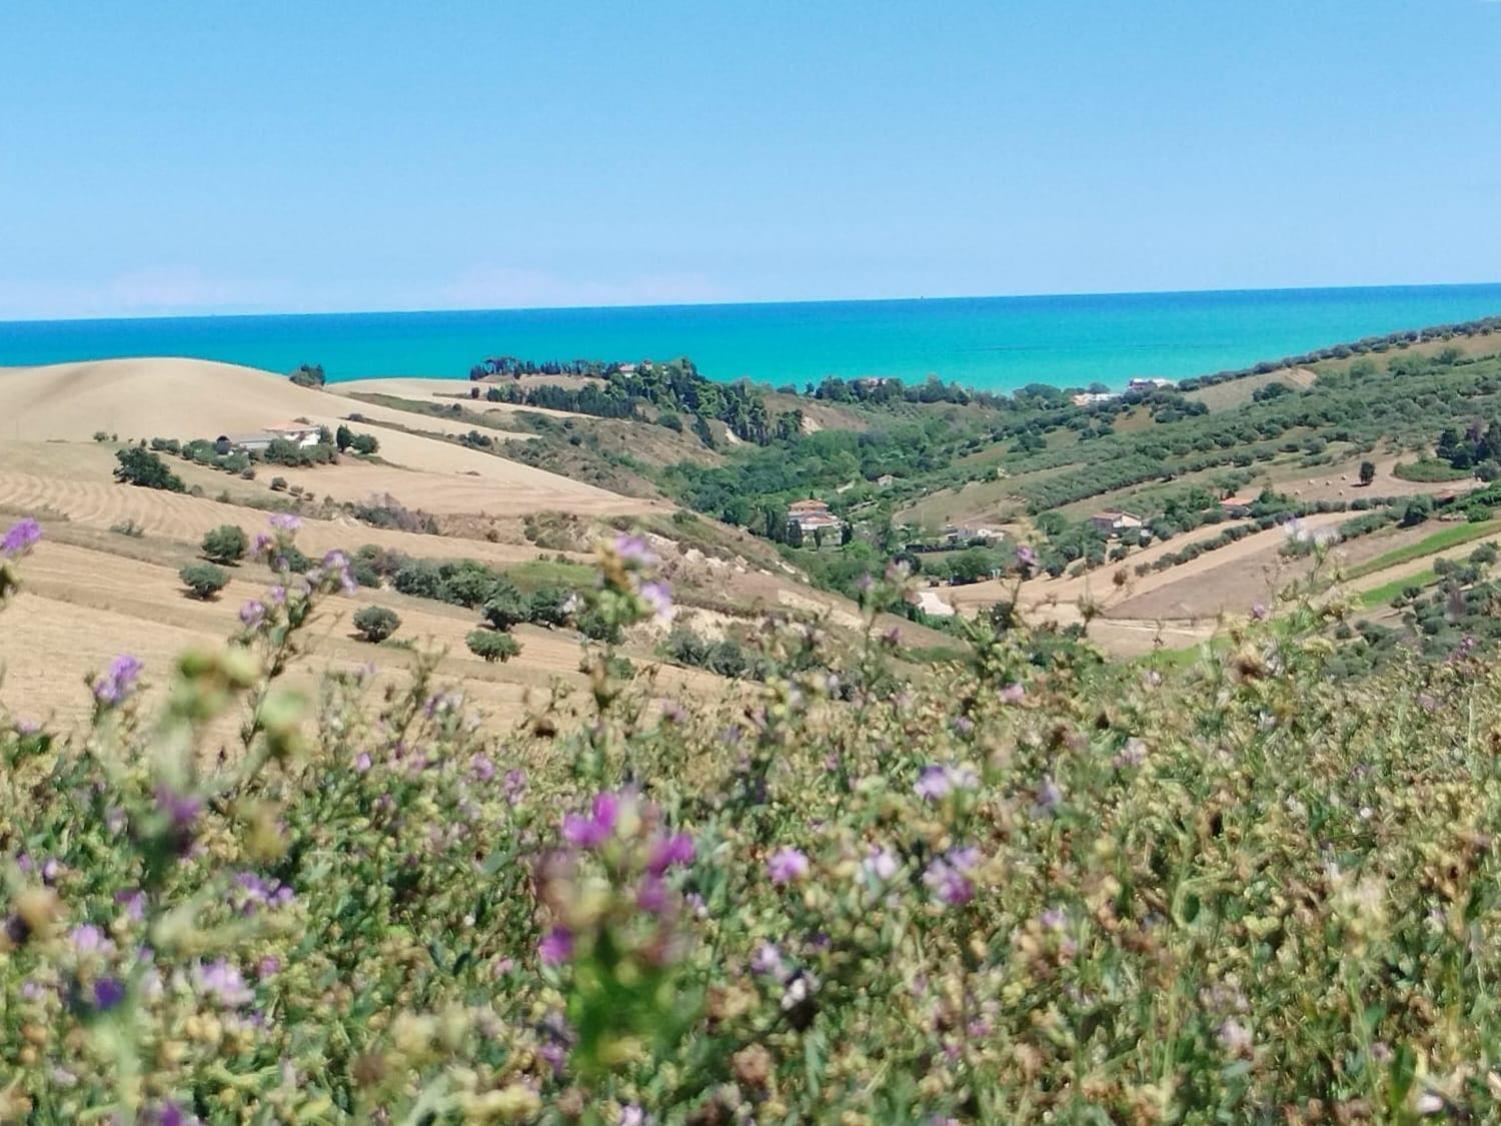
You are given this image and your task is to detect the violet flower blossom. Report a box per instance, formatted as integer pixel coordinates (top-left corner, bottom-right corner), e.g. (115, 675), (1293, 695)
(93, 654), (143, 705)
(0, 517), (41, 557)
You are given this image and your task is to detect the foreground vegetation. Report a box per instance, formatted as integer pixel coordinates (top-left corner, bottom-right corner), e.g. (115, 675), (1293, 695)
(6, 513), (1501, 1121)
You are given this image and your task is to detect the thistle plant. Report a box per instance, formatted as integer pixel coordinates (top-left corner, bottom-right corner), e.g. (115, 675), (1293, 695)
(6, 511), (1501, 1120)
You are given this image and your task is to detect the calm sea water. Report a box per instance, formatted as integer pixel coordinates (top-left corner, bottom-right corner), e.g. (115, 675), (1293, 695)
(3, 284), (1501, 392)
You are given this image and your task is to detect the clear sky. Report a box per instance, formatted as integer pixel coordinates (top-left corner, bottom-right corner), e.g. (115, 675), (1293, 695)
(2, 1), (1499, 320)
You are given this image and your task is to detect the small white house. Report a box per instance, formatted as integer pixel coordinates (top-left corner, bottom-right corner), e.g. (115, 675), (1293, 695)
(1090, 510), (1145, 538)
(265, 422), (323, 448)
(222, 433), (273, 453)
(912, 590), (956, 618)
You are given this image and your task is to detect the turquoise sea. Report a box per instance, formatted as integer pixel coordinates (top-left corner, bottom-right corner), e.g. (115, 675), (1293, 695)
(3, 284), (1501, 392)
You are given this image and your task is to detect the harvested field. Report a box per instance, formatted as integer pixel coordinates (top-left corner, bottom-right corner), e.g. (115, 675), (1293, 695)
(266, 458), (659, 517)
(0, 540), (725, 731)
(337, 378), (587, 423)
(0, 359), (652, 517)
(0, 467), (582, 566)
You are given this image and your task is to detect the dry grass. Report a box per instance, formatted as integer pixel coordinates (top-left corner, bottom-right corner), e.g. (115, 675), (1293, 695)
(0, 539), (724, 731)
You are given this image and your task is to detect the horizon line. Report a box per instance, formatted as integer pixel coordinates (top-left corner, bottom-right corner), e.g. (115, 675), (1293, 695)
(5, 278), (1501, 329)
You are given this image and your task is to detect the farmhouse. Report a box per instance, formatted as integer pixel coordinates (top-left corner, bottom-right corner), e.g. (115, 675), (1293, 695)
(911, 589), (957, 618)
(1090, 509), (1145, 537)
(941, 523), (1005, 546)
(1127, 377), (1176, 391)
(787, 498), (842, 535)
(1070, 391), (1119, 407)
(265, 422), (324, 447)
(220, 421), (324, 455)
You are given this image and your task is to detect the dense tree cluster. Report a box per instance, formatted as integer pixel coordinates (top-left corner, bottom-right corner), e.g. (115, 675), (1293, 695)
(478, 357), (796, 446)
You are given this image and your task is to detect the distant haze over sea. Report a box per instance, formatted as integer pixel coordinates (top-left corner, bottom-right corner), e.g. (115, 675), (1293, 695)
(4, 284), (1501, 392)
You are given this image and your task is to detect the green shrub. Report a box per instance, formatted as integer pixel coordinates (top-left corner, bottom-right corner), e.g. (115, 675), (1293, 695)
(437, 564), (495, 608)
(466, 628), (521, 662)
(288, 362), (325, 388)
(481, 581), (528, 630)
(352, 605), (401, 643)
(1393, 458), (1470, 483)
(178, 561), (229, 600)
(527, 585), (573, 627)
(114, 447), (185, 492)
(200, 524), (248, 565)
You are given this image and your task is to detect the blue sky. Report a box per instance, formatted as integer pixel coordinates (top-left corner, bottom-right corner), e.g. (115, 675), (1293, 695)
(2, 1), (1499, 319)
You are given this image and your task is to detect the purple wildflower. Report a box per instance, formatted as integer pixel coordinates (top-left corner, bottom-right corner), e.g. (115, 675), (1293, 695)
(750, 942), (785, 977)
(539, 925), (574, 966)
(1000, 682), (1025, 704)
(151, 1101), (194, 1126)
(192, 958), (253, 1008)
(647, 832), (695, 876)
(0, 517), (41, 557)
(470, 754), (495, 782)
(863, 847), (899, 882)
(613, 533), (657, 568)
(257, 955), (281, 978)
(636, 876), (670, 915)
(269, 513), (301, 534)
(114, 889), (145, 921)
(92, 977), (126, 1012)
(1250, 601), (1269, 621)
(1218, 1018), (1253, 1055)
(156, 786), (202, 829)
(92, 654), (144, 705)
(354, 752), (372, 773)
(322, 549), (357, 594)
(639, 579), (675, 622)
(915, 765), (953, 801)
(232, 872), (293, 913)
(923, 856), (974, 906)
(69, 924), (111, 956)
(1015, 544), (1037, 570)
(1034, 777), (1063, 815)
(767, 847), (810, 885)
(562, 793), (620, 849)
(539, 1042), (567, 1075)
(1113, 737), (1148, 768)
(238, 600), (267, 628)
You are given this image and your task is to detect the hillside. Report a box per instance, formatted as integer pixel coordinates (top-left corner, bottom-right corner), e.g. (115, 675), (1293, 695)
(0, 359), (957, 728)
(7, 509), (1501, 1119)
(11, 321), (1501, 1119)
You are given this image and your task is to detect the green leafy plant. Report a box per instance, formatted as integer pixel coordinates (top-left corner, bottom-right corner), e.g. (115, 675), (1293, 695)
(200, 523), (248, 565)
(352, 604), (401, 642)
(178, 561), (229, 600)
(465, 628), (520, 662)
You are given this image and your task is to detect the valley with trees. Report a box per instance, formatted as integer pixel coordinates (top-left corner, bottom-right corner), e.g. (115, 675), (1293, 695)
(10, 317), (1501, 1118)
